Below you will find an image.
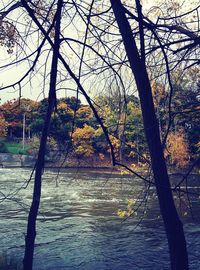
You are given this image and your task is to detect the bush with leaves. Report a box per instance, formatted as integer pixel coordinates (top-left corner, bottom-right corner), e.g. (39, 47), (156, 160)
(166, 130), (190, 168)
(72, 124), (95, 158)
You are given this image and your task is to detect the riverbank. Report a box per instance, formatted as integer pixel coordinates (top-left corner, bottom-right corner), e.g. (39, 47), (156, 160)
(0, 152), (114, 169)
(0, 153), (35, 167)
(0, 153), (198, 177)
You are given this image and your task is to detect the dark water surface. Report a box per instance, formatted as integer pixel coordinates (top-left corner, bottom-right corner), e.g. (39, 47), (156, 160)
(0, 168), (199, 269)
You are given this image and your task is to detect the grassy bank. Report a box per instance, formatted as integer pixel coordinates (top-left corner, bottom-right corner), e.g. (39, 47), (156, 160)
(0, 140), (30, 155)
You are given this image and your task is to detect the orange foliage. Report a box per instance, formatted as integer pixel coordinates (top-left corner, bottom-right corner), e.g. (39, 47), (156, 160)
(72, 124), (95, 157)
(0, 114), (8, 137)
(166, 130), (190, 168)
(108, 135), (120, 158)
(57, 102), (72, 112)
(76, 105), (93, 119)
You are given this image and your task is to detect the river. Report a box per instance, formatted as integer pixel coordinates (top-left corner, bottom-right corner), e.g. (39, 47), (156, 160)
(0, 168), (199, 269)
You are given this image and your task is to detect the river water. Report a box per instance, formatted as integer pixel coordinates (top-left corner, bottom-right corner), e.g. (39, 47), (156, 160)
(0, 168), (199, 269)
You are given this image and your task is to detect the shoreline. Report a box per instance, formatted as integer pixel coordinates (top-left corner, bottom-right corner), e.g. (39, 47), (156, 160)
(0, 164), (198, 177)
(0, 153), (198, 176)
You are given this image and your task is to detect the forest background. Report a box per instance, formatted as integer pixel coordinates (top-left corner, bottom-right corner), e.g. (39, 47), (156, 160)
(0, 79), (199, 169)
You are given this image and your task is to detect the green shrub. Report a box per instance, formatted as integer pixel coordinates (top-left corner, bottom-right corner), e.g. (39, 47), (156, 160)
(0, 141), (7, 153)
(2, 142), (30, 155)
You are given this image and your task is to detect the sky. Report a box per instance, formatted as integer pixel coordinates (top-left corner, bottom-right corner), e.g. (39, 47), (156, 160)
(0, 0), (199, 104)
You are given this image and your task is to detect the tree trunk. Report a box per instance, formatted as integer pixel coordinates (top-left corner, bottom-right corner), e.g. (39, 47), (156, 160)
(23, 1), (63, 269)
(110, 1), (188, 269)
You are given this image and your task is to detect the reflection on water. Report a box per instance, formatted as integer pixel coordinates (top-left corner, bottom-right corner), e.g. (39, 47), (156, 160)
(0, 168), (199, 269)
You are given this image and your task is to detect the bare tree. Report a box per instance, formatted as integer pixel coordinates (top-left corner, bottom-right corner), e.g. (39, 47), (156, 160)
(23, 1), (63, 269)
(110, 0), (188, 269)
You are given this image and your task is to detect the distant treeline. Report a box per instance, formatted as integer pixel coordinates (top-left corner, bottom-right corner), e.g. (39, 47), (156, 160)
(0, 89), (199, 168)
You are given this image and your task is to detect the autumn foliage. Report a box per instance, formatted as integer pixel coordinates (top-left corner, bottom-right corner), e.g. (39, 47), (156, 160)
(72, 124), (95, 157)
(0, 93), (198, 168)
(0, 114), (8, 138)
(166, 130), (190, 168)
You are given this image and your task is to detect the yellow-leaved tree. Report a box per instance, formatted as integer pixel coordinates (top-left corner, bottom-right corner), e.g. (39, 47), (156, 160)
(108, 134), (120, 159)
(72, 124), (95, 158)
(166, 130), (190, 168)
(0, 114), (8, 138)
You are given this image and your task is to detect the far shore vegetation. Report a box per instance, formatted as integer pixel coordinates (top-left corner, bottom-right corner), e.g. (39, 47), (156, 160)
(0, 90), (199, 171)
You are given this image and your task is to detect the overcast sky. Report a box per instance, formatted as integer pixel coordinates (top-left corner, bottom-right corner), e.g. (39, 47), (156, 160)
(0, 0), (199, 104)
